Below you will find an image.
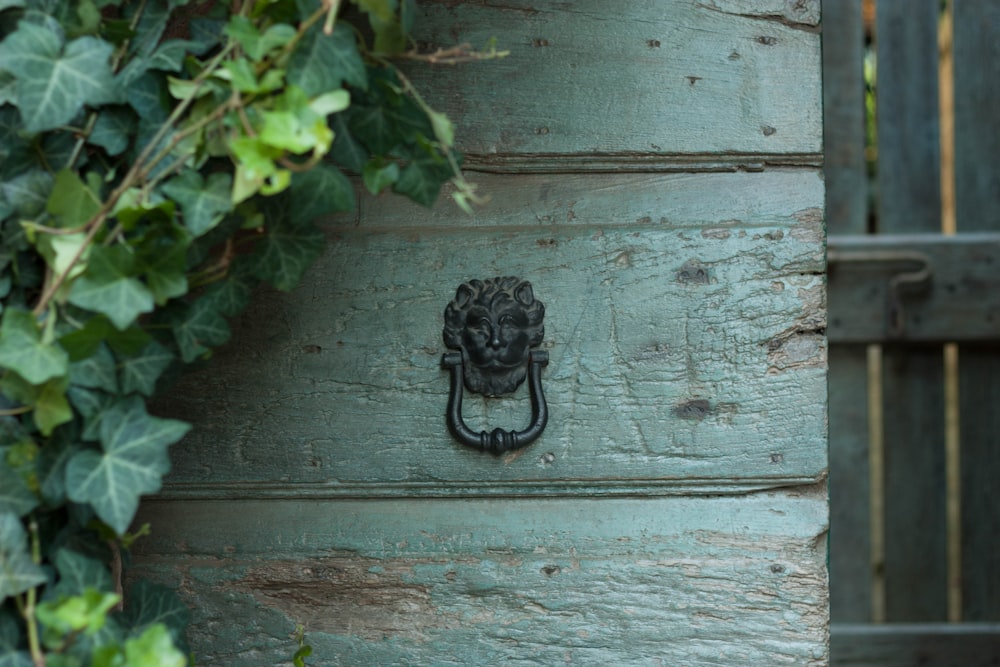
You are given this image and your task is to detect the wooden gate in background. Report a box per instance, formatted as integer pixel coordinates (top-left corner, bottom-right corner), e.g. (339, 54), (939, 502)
(825, 1), (1000, 664)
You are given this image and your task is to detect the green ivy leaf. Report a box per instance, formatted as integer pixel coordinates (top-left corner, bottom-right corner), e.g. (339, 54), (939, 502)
(225, 17), (296, 62)
(289, 165), (355, 225)
(167, 297), (231, 363)
(0, 606), (32, 667)
(362, 158), (399, 195)
(65, 396), (190, 535)
(0, 512), (46, 600)
(119, 341), (174, 397)
(393, 152), (452, 207)
(0, 21), (118, 133)
(36, 588), (120, 642)
(67, 244), (155, 330)
(66, 387), (115, 441)
(33, 377), (74, 436)
(51, 548), (113, 597)
(329, 113), (368, 172)
(136, 228), (189, 306)
(121, 623), (186, 667)
(287, 22), (366, 97)
(0, 308), (69, 385)
(0, 463), (38, 517)
(60, 316), (150, 361)
(89, 106), (136, 156)
(122, 580), (190, 649)
(161, 170), (232, 238)
(253, 207), (325, 291)
(197, 262), (257, 317)
(69, 343), (118, 393)
(36, 430), (80, 504)
(1, 169), (54, 219)
(46, 169), (102, 229)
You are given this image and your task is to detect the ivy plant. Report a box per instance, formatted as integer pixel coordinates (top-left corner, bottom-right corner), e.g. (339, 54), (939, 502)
(0, 0), (501, 664)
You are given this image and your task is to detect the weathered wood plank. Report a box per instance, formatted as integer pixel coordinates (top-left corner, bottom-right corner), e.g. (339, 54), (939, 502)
(822, 0), (868, 237)
(953, 0), (1000, 623)
(133, 492), (829, 666)
(875, 0), (947, 623)
(405, 0), (822, 167)
(155, 170), (826, 497)
(827, 233), (1000, 343)
(823, 0), (873, 627)
(828, 345), (872, 623)
(831, 623), (1000, 667)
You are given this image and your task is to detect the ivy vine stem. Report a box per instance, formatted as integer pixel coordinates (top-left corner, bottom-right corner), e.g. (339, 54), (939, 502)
(31, 44), (236, 319)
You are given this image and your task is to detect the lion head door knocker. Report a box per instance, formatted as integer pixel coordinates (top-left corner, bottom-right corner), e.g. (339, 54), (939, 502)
(441, 277), (549, 454)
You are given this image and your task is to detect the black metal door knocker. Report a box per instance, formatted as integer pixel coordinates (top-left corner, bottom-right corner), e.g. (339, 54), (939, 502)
(441, 277), (548, 454)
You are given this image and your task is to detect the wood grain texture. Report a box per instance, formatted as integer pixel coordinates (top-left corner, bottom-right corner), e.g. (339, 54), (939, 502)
(831, 623), (1000, 667)
(953, 0), (1000, 623)
(405, 0), (822, 166)
(875, 0), (947, 623)
(822, 0), (872, 627)
(133, 492), (829, 666)
(155, 170), (826, 497)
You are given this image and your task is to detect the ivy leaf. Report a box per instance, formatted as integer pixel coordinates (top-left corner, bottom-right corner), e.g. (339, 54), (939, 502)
(66, 387), (115, 441)
(329, 113), (367, 172)
(225, 16), (295, 62)
(362, 158), (399, 195)
(0, 308), (69, 385)
(1, 169), (54, 219)
(65, 396), (190, 535)
(144, 39), (199, 73)
(168, 298), (231, 363)
(161, 170), (232, 238)
(47, 169), (101, 228)
(393, 152), (452, 207)
(36, 588), (120, 640)
(197, 262), (257, 317)
(122, 580), (190, 649)
(119, 341), (174, 397)
(89, 106), (135, 156)
(60, 316), (150, 361)
(68, 244), (155, 330)
(36, 430), (80, 504)
(51, 548), (113, 597)
(253, 206), (325, 291)
(0, 606), (32, 667)
(122, 623), (186, 667)
(289, 165), (355, 225)
(0, 463), (38, 517)
(69, 343), (118, 393)
(0, 21), (118, 133)
(287, 22), (366, 96)
(34, 378), (74, 436)
(0, 512), (46, 600)
(134, 223), (189, 305)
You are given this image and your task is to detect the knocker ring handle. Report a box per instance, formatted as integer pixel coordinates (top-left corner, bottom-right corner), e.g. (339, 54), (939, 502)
(442, 351), (549, 454)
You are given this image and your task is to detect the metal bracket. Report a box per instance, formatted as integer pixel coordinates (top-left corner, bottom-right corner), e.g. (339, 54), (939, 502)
(827, 247), (933, 339)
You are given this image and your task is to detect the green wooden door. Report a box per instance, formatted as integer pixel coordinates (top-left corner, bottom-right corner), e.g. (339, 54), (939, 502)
(134, 2), (829, 663)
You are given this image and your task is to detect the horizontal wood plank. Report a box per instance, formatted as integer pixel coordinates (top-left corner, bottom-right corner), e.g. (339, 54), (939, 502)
(831, 623), (1000, 667)
(406, 0), (822, 166)
(154, 170), (826, 497)
(828, 233), (1000, 343)
(133, 492), (829, 665)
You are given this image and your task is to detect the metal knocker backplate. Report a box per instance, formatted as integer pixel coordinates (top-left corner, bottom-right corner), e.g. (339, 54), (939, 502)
(441, 277), (548, 454)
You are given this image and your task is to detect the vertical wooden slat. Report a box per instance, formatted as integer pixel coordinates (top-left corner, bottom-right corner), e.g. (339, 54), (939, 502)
(823, 0), (873, 624)
(953, 0), (1000, 623)
(875, 0), (948, 622)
